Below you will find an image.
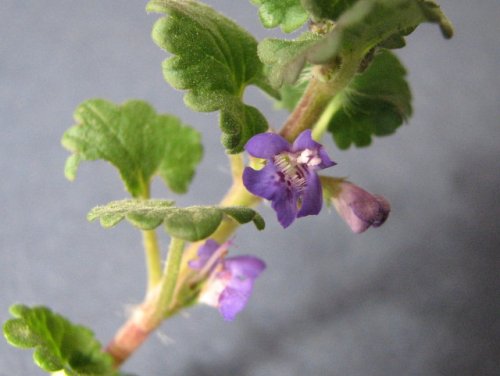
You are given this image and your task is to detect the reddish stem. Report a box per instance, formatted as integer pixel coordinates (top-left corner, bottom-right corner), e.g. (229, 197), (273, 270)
(106, 318), (150, 367)
(105, 299), (160, 367)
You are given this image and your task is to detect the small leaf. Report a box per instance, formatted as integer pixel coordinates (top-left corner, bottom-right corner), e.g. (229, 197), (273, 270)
(88, 199), (265, 242)
(148, 0), (270, 153)
(275, 79), (309, 111)
(258, 32), (321, 88)
(62, 99), (202, 197)
(3, 304), (115, 375)
(162, 206), (223, 241)
(88, 199), (175, 230)
(327, 50), (412, 148)
(259, 0), (453, 87)
(250, 0), (309, 33)
(301, 0), (357, 21)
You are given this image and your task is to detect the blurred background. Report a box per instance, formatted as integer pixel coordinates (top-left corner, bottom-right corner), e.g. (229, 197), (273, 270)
(1, 1), (498, 375)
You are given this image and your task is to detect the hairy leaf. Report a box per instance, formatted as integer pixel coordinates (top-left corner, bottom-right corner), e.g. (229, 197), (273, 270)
(258, 32), (321, 87)
(3, 305), (115, 376)
(250, 0), (308, 33)
(148, 0), (270, 153)
(301, 0), (357, 21)
(62, 99), (202, 197)
(88, 199), (265, 242)
(327, 50), (412, 148)
(259, 0), (453, 87)
(275, 79), (309, 111)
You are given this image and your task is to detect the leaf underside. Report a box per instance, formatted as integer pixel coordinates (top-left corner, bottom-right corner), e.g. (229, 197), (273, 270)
(88, 199), (265, 242)
(327, 50), (412, 148)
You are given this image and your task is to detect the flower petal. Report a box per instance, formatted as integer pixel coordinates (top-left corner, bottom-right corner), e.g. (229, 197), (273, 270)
(293, 130), (335, 169)
(271, 189), (299, 228)
(224, 256), (266, 280)
(291, 130), (319, 151)
(217, 256), (265, 321)
(188, 239), (219, 270)
(245, 133), (290, 159)
(297, 172), (323, 217)
(218, 287), (250, 321)
(243, 164), (281, 200)
(317, 147), (336, 169)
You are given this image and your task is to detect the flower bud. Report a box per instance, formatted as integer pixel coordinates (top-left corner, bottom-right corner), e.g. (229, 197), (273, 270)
(330, 181), (390, 233)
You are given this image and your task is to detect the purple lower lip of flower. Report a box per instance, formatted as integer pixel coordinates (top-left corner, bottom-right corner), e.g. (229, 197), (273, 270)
(243, 130), (335, 228)
(217, 255), (266, 321)
(190, 240), (266, 321)
(330, 181), (390, 233)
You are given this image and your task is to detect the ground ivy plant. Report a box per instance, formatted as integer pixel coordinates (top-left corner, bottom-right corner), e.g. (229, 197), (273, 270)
(3, 0), (453, 374)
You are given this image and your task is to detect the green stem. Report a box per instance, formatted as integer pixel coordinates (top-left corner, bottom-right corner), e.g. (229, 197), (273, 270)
(311, 93), (344, 141)
(138, 180), (163, 292)
(157, 237), (185, 315)
(178, 155), (260, 270)
(142, 230), (162, 291)
(279, 54), (363, 142)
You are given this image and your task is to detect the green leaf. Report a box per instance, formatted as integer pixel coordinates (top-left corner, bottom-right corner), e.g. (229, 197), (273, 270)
(87, 199), (175, 230)
(148, 0), (270, 153)
(3, 305), (115, 376)
(259, 0), (453, 87)
(258, 32), (322, 88)
(62, 99), (202, 197)
(250, 0), (309, 33)
(275, 78), (309, 111)
(88, 199), (265, 242)
(301, 0), (357, 21)
(327, 50), (412, 148)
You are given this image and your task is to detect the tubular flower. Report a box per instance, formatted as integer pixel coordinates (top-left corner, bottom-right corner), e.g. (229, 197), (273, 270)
(243, 130), (335, 228)
(189, 240), (266, 321)
(329, 180), (390, 233)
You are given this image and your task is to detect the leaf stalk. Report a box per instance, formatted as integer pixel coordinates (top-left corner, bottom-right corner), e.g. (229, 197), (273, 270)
(142, 230), (162, 292)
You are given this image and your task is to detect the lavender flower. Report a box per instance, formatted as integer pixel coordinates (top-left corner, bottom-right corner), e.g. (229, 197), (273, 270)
(189, 240), (266, 321)
(329, 180), (390, 233)
(243, 130), (335, 228)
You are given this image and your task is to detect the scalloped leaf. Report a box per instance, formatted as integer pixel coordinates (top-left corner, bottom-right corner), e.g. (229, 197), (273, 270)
(88, 199), (265, 242)
(259, 0), (453, 87)
(301, 0), (357, 21)
(258, 32), (322, 88)
(327, 50), (412, 148)
(148, 0), (270, 153)
(274, 50), (412, 148)
(250, 0), (309, 33)
(62, 99), (202, 197)
(3, 305), (115, 376)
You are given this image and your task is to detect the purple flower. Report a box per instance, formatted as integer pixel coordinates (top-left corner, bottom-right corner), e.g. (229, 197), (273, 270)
(243, 130), (335, 228)
(189, 240), (266, 321)
(330, 181), (390, 233)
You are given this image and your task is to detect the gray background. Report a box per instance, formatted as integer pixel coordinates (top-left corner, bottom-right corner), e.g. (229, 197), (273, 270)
(1, 1), (499, 375)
